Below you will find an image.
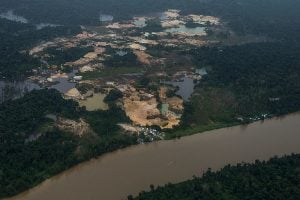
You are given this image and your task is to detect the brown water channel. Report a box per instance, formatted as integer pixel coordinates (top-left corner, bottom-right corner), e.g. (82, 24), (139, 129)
(10, 113), (300, 200)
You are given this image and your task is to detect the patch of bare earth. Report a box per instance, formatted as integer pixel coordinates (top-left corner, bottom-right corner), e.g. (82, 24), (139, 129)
(123, 87), (184, 129)
(56, 118), (92, 137)
(167, 97), (184, 113)
(124, 97), (163, 127)
(134, 50), (152, 65)
(118, 123), (142, 133)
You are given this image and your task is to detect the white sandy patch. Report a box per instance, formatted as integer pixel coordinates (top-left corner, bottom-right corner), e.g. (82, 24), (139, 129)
(161, 20), (185, 28)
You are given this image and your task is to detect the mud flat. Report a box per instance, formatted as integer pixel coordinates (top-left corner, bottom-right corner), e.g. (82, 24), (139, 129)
(78, 93), (109, 111)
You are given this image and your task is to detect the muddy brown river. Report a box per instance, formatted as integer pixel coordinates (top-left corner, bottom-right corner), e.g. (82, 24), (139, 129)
(9, 113), (300, 200)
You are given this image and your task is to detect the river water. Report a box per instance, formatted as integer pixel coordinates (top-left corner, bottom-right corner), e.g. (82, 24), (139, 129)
(9, 113), (300, 200)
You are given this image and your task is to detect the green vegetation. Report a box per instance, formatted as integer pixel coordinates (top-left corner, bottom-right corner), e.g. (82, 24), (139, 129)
(80, 66), (144, 79)
(2, 0), (300, 79)
(131, 154), (300, 200)
(2, 0), (299, 32)
(166, 87), (239, 138)
(104, 89), (124, 103)
(193, 43), (300, 115)
(0, 18), (81, 79)
(0, 89), (137, 198)
(0, 89), (79, 134)
(1, 0), (300, 198)
(169, 41), (300, 138)
(0, 0), (202, 25)
(76, 83), (94, 94)
(136, 77), (151, 88)
(143, 18), (164, 32)
(164, 0), (300, 138)
(45, 46), (94, 66)
(103, 50), (140, 68)
(185, 20), (204, 28)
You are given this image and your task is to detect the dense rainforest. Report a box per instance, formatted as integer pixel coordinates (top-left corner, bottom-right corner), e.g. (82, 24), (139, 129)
(0, 18), (80, 79)
(1, 0), (300, 198)
(1, 0), (300, 78)
(164, 0), (300, 138)
(131, 154), (300, 200)
(171, 41), (300, 138)
(0, 89), (137, 198)
(1, 0), (299, 29)
(193, 42), (300, 115)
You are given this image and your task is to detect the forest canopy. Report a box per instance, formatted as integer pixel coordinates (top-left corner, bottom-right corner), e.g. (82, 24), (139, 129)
(132, 154), (300, 200)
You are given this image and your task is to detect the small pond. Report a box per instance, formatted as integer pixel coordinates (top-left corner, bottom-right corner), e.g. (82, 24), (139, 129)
(162, 77), (195, 101)
(165, 25), (206, 35)
(78, 93), (109, 111)
(133, 18), (146, 28)
(116, 50), (128, 56)
(50, 70), (77, 94)
(99, 14), (114, 22)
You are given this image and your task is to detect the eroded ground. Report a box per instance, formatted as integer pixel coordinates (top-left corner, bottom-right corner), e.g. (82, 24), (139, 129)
(24, 9), (262, 140)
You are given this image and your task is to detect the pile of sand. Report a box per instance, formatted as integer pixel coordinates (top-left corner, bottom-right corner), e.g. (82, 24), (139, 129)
(164, 10), (181, 19)
(187, 14), (220, 25)
(123, 93), (183, 129)
(118, 123), (142, 133)
(124, 97), (161, 127)
(80, 65), (95, 73)
(50, 73), (68, 79)
(65, 88), (82, 99)
(76, 32), (96, 39)
(129, 43), (147, 51)
(134, 50), (152, 65)
(84, 52), (98, 59)
(107, 23), (135, 29)
(159, 87), (168, 100)
(161, 20), (185, 28)
(167, 97), (184, 112)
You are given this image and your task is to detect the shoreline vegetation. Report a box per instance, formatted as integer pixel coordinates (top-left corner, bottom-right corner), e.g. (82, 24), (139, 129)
(9, 114), (300, 200)
(0, 89), (138, 198)
(130, 154), (300, 200)
(1, 0), (300, 198)
(0, 89), (297, 199)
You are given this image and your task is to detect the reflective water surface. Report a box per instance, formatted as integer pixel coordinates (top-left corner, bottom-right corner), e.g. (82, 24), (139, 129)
(165, 25), (206, 35)
(99, 14), (114, 22)
(162, 77), (195, 101)
(10, 113), (300, 200)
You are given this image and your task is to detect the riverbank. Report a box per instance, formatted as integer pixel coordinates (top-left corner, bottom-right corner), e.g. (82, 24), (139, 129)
(132, 154), (300, 200)
(8, 112), (300, 200)
(165, 121), (241, 139)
